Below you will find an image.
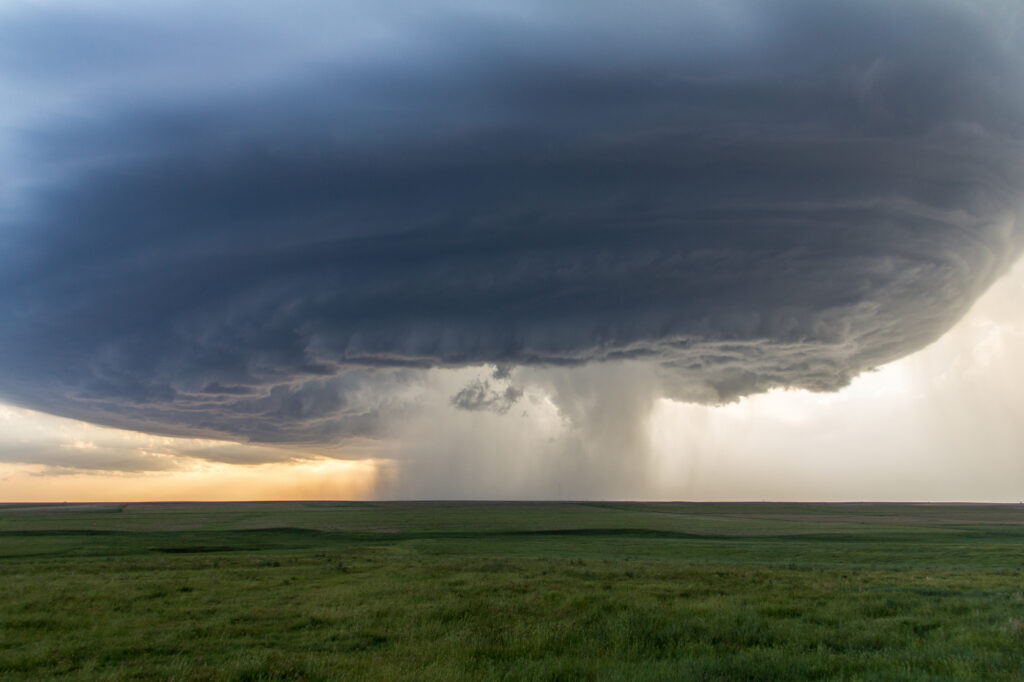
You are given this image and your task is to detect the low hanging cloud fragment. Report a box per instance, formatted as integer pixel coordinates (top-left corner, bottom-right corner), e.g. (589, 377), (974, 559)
(0, 0), (1023, 448)
(451, 379), (524, 415)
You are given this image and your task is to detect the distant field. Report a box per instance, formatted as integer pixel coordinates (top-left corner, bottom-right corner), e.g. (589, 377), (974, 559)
(2, 502), (1024, 680)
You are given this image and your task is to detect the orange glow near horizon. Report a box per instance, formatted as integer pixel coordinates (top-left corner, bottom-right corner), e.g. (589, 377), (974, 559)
(0, 403), (390, 502)
(0, 457), (389, 503)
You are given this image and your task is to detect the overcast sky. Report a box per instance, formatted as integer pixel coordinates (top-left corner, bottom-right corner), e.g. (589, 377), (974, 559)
(1, 0), (1022, 501)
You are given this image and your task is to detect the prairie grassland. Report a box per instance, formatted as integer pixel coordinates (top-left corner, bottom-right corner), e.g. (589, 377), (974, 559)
(2, 501), (1024, 680)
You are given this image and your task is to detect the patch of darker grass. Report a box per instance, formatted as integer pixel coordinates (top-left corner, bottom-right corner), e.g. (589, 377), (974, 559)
(152, 546), (244, 554)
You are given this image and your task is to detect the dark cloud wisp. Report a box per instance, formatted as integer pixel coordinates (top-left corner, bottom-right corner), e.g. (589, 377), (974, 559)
(451, 379), (523, 415)
(1, 0), (1023, 444)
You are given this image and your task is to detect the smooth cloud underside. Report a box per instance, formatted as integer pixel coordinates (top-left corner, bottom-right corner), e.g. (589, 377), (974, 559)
(1, 0), (1023, 446)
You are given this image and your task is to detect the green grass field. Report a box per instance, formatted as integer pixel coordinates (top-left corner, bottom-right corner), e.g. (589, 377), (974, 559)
(2, 501), (1024, 680)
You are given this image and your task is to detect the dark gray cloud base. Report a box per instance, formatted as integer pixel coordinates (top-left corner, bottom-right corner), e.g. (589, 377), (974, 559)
(1, 0), (1023, 443)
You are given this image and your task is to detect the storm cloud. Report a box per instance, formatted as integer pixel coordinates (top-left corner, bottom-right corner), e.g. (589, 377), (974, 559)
(1, 0), (1023, 446)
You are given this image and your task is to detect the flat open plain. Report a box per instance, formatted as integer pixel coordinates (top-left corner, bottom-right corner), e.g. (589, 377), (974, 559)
(2, 501), (1023, 680)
